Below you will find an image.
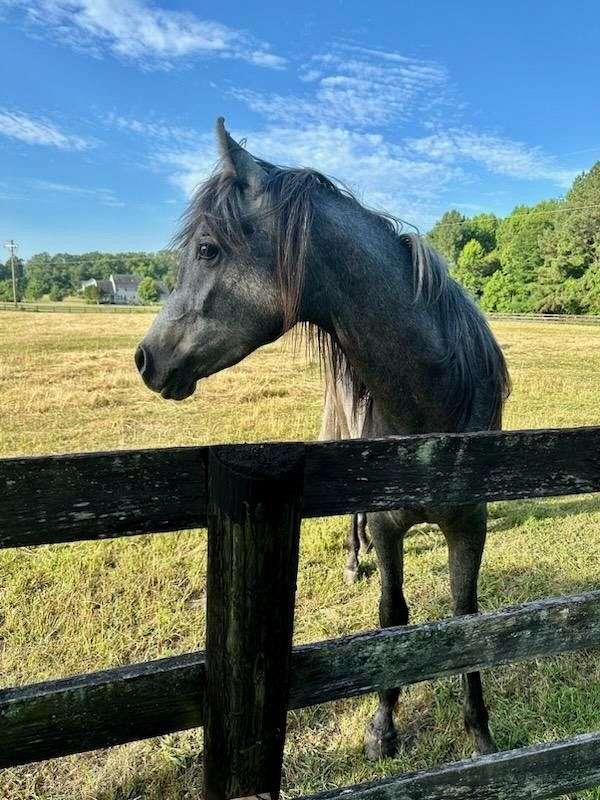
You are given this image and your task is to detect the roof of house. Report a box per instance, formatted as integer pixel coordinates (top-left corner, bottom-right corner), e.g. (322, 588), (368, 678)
(97, 279), (114, 295)
(112, 274), (141, 292)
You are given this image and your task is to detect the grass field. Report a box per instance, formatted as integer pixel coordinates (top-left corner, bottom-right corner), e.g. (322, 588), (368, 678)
(1, 311), (599, 800)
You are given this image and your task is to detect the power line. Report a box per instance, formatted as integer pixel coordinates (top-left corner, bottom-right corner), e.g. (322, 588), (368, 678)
(428, 202), (600, 230)
(3, 239), (19, 307)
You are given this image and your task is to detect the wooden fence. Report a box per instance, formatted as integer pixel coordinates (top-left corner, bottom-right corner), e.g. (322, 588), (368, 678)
(0, 301), (160, 313)
(1, 426), (600, 799)
(489, 312), (600, 325)
(2, 301), (600, 325)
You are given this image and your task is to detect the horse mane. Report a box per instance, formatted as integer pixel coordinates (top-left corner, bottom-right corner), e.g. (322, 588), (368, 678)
(174, 159), (510, 430)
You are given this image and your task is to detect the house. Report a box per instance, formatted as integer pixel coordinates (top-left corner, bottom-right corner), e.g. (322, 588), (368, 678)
(81, 274), (169, 305)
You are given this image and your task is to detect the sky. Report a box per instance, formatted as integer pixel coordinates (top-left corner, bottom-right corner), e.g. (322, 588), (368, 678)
(1, 0), (600, 259)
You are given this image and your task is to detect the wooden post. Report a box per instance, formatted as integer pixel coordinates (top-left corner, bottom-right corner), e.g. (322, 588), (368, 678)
(204, 445), (305, 800)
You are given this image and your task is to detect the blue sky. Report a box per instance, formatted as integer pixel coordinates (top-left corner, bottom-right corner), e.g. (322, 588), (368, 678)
(1, 0), (599, 259)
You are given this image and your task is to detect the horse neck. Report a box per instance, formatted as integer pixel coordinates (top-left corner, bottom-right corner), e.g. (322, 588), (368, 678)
(305, 207), (455, 434)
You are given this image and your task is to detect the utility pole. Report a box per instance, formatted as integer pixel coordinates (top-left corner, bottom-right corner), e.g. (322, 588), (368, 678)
(4, 239), (19, 307)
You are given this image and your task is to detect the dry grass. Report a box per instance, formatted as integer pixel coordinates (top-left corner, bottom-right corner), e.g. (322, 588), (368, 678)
(0, 312), (599, 800)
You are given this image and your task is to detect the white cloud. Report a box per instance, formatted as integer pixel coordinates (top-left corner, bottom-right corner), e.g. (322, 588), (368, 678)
(156, 121), (576, 233)
(244, 50), (286, 69)
(34, 180), (124, 207)
(103, 112), (198, 144)
(231, 45), (449, 129)
(407, 130), (576, 187)
(224, 44), (574, 197)
(158, 124), (463, 231)
(6, 0), (286, 70)
(0, 107), (95, 150)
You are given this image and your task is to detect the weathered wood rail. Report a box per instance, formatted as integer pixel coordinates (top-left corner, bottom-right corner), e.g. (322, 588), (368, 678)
(3, 591), (600, 769)
(2, 426), (600, 549)
(1, 426), (600, 799)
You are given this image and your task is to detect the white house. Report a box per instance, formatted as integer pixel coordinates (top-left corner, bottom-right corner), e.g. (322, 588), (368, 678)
(81, 274), (169, 305)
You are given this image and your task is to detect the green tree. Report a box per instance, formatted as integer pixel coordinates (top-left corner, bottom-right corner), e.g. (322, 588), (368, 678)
(464, 213), (499, 254)
(480, 269), (531, 312)
(497, 202), (560, 283)
(427, 210), (470, 265)
(543, 163), (600, 278)
(138, 276), (160, 304)
(489, 201), (560, 312)
(49, 285), (67, 301)
(454, 239), (486, 297)
(25, 252), (52, 298)
(581, 264), (600, 313)
(157, 250), (179, 288)
(83, 284), (101, 304)
(536, 163), (600, 312)
(0, 256), (26, 301)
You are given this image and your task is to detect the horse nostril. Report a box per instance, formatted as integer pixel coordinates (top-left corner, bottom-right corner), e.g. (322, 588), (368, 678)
(135, 344), (151, 377)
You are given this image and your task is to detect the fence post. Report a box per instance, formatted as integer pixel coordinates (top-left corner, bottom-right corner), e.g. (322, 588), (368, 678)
(204, 444), (305, 800)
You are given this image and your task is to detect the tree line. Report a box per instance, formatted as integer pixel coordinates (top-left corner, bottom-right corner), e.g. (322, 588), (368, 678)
(427, 161), (600, 314)
(0, 250), (178, 303)
(2, 161), (600, 312)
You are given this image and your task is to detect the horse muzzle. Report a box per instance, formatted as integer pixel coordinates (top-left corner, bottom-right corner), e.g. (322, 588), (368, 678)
(135, 343), (197, 401)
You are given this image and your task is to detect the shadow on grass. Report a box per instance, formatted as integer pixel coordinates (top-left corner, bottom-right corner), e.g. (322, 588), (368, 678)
(342, 495), (600, 564)
(426, 549), (599, 614)
(94, 750), (204, 800)
(488, 494), (600, 534)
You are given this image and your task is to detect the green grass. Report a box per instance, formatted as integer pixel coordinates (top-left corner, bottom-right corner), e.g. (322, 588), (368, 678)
(0, 313), (599, 799)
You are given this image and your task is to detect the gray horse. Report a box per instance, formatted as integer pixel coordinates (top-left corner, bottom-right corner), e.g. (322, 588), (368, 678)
(135, 118), (510, 760)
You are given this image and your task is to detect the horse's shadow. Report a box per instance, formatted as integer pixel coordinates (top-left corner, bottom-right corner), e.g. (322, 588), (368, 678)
(488, 494), (600, 533)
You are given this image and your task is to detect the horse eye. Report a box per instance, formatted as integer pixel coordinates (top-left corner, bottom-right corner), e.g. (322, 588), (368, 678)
(196, 242), (219, 261)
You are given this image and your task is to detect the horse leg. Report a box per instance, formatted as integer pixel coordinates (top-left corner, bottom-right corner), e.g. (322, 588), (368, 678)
(357, 512), (372, 555)
(364, 512), (409, 760)
(439, 505), (498, 756)
(344, 514), (371, 584)
(343, 514), (361, 585)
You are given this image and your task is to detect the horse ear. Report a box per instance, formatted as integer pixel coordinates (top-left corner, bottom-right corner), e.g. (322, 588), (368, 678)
(215, 117), (266, 194)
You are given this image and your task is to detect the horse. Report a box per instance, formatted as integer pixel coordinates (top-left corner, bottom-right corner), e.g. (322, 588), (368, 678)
(319, 358), (371, 584)
(135, 117), (511, 760)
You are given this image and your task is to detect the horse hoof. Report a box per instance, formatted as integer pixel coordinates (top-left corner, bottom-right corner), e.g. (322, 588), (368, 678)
(343, 567), (358, 585)
(364, 723), (397, 760)
(471, 737), (499, 757)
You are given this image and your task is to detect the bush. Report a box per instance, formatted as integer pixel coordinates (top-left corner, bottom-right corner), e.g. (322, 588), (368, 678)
(0, 280), (19, 302)
(83, 285), (101, 304)
(49, 286), (68, 302)
(138, 277), (160, 304)
(480, 270), (532, 313)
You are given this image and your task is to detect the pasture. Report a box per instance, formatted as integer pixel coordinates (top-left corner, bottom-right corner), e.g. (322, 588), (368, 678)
(1, 312), (599, 800)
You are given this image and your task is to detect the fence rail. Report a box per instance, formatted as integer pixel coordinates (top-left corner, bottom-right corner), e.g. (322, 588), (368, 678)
(2, 302), (600, 325)
(0, 301), (159, 313)
(489, 311), (600, 325)
(2, 590), (599, 769)
(308, 733), (600, 800)
(1, 426), (600, 799)
(2, 426), (600, 549)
